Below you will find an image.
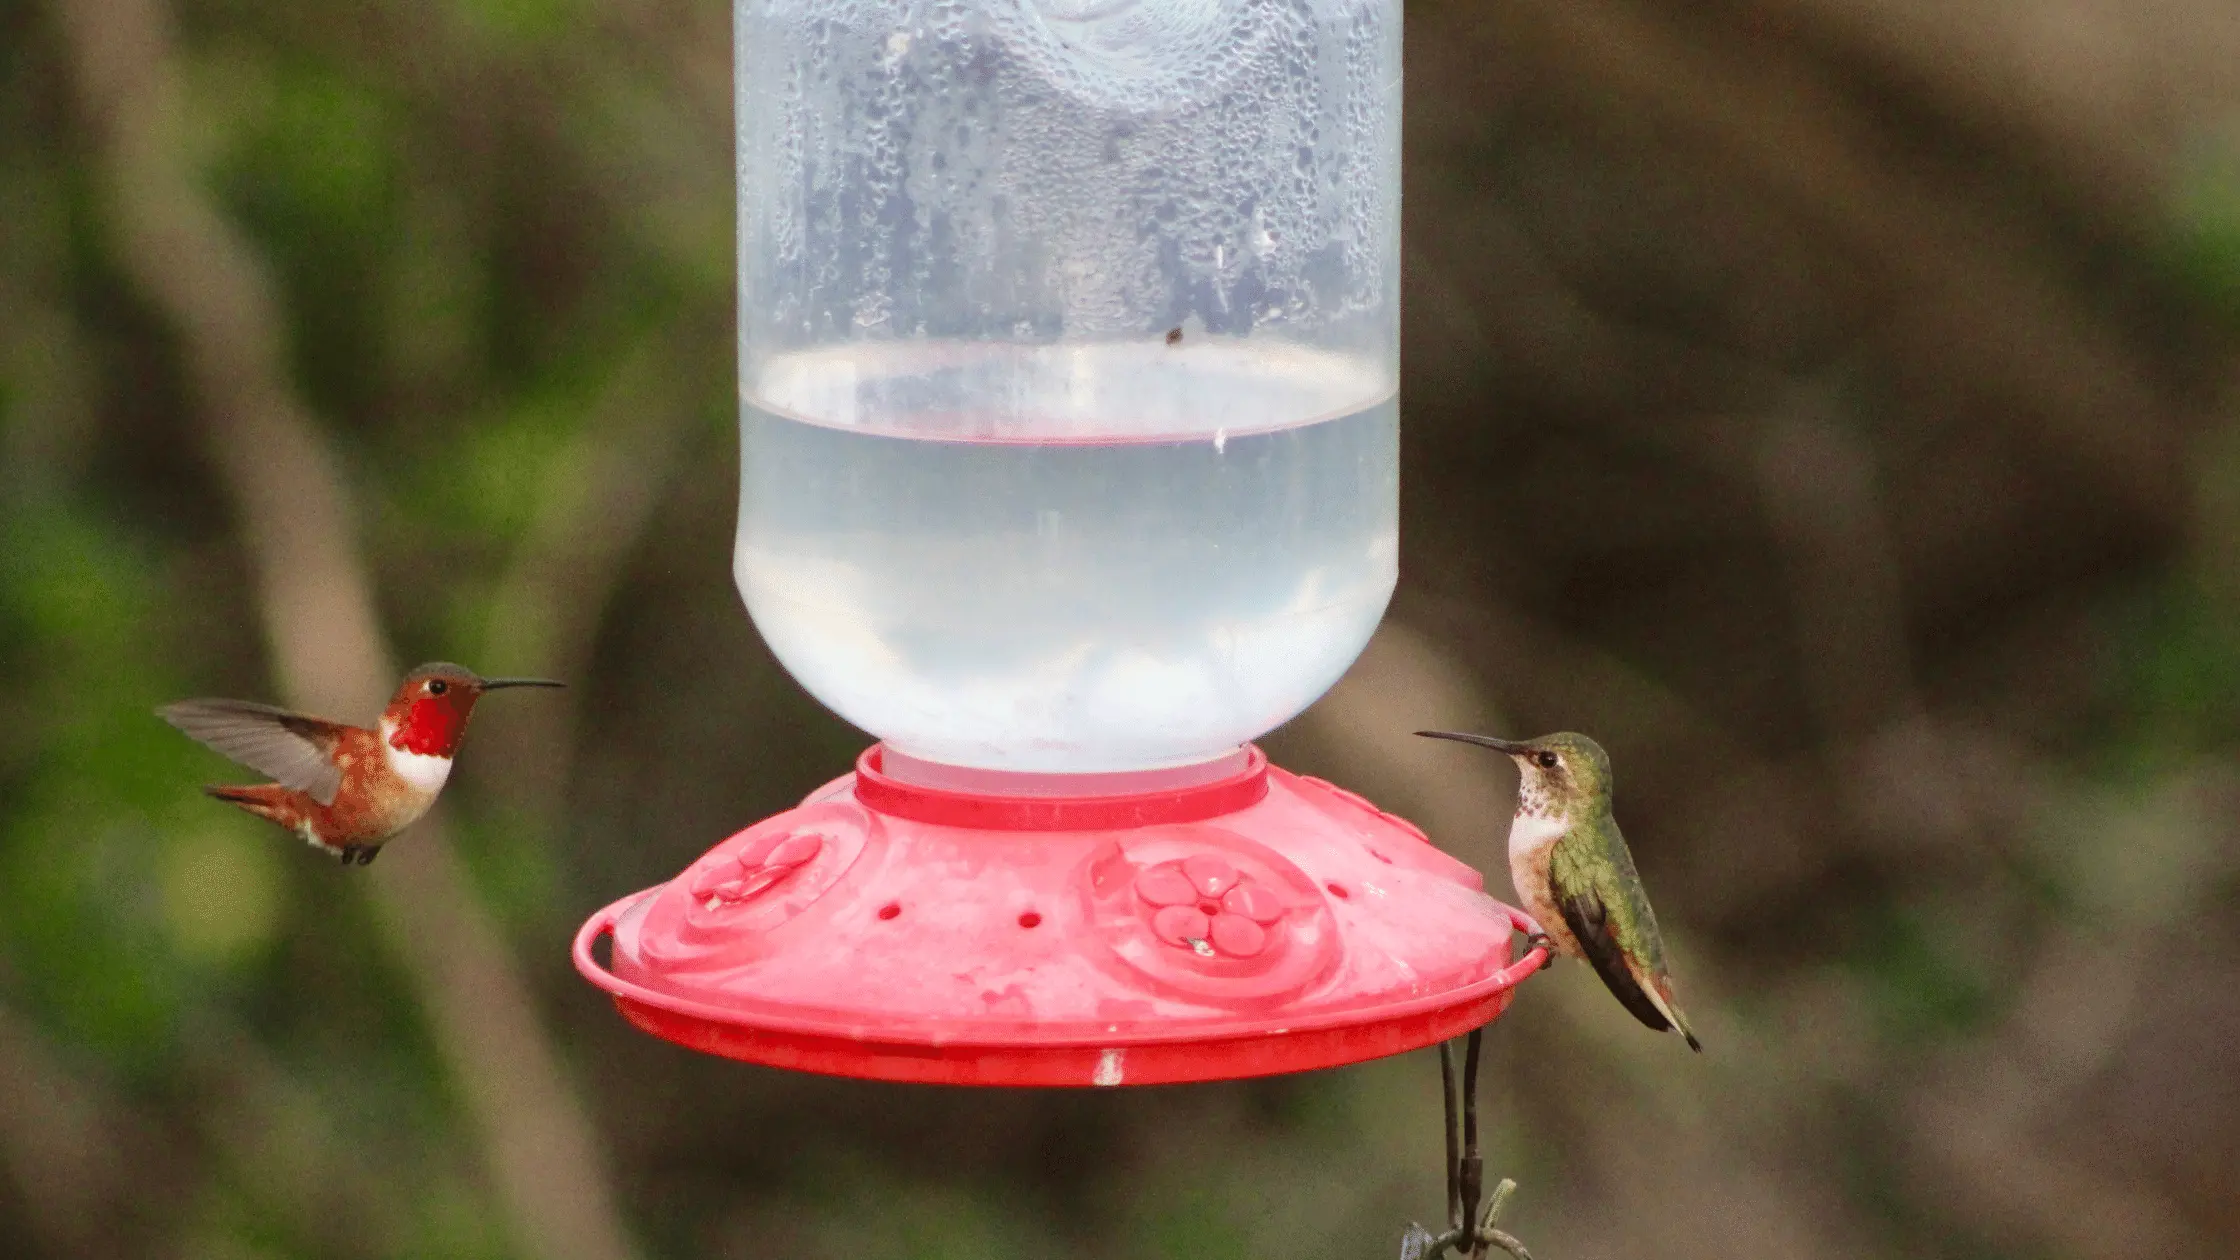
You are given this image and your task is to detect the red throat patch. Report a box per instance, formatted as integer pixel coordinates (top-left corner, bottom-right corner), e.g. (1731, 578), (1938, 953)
(391, 694), (471, 756)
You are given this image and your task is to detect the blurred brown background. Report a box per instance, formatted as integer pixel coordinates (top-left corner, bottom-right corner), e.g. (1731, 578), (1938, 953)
(5, 0), (2240, 1257)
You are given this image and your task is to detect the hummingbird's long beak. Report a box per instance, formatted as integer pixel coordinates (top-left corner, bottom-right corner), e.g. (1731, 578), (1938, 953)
(478, 677), (566, 691)
(1414, 730), (1531, 756)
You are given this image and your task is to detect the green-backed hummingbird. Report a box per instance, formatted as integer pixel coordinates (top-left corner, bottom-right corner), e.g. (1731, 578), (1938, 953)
(1418, 729), (1702, 1051)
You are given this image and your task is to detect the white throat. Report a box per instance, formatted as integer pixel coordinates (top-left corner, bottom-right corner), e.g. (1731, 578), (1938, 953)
(1507, 767), (1574, 858)
(1506, 808), (1569, 860)
(380, 719), (454, 794)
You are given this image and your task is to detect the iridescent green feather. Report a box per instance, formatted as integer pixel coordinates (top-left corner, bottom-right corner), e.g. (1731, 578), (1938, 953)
(1552, 808), (1669, 975)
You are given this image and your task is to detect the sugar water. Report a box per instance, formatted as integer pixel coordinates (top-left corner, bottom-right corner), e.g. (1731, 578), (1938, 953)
(735, 340), (1396, 773)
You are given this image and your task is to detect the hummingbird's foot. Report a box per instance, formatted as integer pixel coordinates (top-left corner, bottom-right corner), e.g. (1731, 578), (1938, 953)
(337, 846), (362, 866)
(354, 846), (378, 866)
(1523, 932), (1557, 969)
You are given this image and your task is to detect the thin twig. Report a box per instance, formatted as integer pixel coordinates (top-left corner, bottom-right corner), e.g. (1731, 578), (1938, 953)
(1481, 1227), (1536, 1260)
(1477, 1180), (1534, 1260)
(1413, 1175), (1536, 1260)
(1480, 1180), (1516, 1232)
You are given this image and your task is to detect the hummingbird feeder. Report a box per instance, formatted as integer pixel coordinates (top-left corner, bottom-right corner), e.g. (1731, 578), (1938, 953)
(573, 0), (1541, 1085)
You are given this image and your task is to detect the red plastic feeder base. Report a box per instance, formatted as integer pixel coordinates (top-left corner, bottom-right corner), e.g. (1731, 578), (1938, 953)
(573, 745), (1544, 1086)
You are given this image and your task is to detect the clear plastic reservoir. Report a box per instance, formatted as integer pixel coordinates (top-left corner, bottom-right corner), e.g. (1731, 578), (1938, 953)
(735, 0), (1401, 773)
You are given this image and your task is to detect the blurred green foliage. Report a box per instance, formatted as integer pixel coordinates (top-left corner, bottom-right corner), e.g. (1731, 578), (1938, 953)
(2170, 132), (2240, 327)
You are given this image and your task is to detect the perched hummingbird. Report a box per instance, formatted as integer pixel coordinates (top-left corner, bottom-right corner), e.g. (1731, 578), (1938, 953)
(1417, 730), (1702, 1051)
(160, 663), (562, 866)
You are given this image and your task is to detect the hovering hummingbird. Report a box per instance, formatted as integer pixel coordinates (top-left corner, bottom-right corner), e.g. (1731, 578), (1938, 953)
(160, 663), (562, 866)
(1417, 729), (1702, 1051)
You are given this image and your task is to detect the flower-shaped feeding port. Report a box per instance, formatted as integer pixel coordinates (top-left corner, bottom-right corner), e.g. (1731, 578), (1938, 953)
(630, 798), (879, 971)
(1082, 823), (1344, 1009)
(690, 830), (824, 910)
(1134, 855), (1286, 959)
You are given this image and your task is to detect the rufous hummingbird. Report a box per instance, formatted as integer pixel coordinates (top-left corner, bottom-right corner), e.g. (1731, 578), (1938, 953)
(160, 663), (563, 866)
(1417, 729), (1703, 1051)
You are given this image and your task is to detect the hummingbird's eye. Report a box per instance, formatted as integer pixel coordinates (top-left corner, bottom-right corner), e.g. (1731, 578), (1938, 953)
(427, 680), (448, 696)
(1536, 751), (1559, 769)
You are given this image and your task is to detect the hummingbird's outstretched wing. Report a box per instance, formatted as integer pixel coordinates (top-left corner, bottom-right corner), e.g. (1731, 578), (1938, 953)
(159, 699), (347, 806)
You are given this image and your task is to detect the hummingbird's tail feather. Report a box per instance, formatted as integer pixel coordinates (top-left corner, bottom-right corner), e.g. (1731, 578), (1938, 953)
(203, 783), (343, 858)
(202, 782), (299, 827)
(1579, 934), (1679, 1037)
(1630, 956), (1704, 1054)
(1664, 996), (1703, 1053)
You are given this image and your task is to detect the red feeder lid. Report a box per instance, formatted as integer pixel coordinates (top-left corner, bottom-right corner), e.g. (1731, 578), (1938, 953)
(574, 745), (1544, 1086)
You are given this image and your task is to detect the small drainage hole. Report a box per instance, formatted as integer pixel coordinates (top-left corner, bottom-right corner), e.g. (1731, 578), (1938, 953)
(1017, 911), (1042, 929)
(877, 902), (902, 921)
(1326, 882), (1350, 899)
